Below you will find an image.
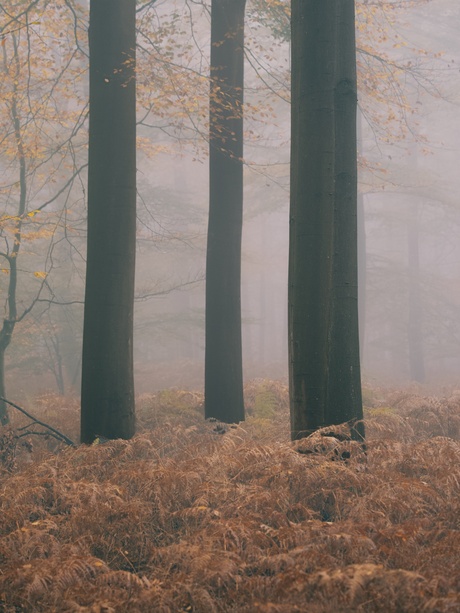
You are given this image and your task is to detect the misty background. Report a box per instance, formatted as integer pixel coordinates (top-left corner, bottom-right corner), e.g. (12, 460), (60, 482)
(3, 0), (460, 399)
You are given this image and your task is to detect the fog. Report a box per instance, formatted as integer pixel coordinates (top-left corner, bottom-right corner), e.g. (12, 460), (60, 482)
(3, 0), (460, 399)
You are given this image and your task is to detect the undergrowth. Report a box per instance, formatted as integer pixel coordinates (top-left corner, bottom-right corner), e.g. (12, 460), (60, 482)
(0, 382), (459, 612)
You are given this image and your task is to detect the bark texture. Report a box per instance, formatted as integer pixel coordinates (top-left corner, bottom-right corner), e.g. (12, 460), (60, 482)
(80, 0), (136, 443)
(289, 0), (364, 441)
(205, 0), (246, 423)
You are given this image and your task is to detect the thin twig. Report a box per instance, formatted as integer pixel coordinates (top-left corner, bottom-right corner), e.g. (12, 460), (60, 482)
(0, 397), (75, 446)
(17, 430), (67, 444)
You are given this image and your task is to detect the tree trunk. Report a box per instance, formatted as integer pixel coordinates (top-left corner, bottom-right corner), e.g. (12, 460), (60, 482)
(205, 0), (246, 423)
(0, 346), (9, 425)
(357, 111), (366, 360)
(0, 318), (15, 426)
(80, 0), (136, 443)
(0, 35), (27, 425)
(289, 0), (364, 441)
(327, 0), (364, 440)
(407, 204), (426, 383)
(258, 217), (267, 367)
(50, 333), (65, 396)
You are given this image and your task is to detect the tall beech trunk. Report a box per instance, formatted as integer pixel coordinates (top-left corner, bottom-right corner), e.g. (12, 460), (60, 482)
(357, 111), (366, 359)
(289, 0), (364, 441)
(205, 0), (246, 423)
(80, 0), (136, 443)
(0, 347), (10, 425)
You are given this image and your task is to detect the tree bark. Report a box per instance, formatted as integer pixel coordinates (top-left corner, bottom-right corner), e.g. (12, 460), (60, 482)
(80, 0), (136, 443)
(0, 34), (27, 425)
(205, 0), (246, 423)
(289, 0), (364, 441)
(357, 110), (366, 359)
(0, 346), (9, 425)
(328, 0), (364, 440)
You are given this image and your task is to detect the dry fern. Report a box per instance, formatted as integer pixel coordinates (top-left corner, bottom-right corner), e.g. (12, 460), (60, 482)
(0, 383), (459, 611)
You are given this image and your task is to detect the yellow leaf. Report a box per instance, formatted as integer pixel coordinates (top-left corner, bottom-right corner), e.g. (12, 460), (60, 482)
(33, 271), (47, 279)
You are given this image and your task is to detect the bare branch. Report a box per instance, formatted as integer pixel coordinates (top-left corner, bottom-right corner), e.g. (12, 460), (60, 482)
(0, 396), (75, 446)
(134, 275), (205, 302)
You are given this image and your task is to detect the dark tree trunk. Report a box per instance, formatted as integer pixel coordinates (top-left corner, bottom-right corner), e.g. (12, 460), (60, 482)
(357, 111), (366, 359)
(80, 0), (136, 443)
(289, 0), (336, 439)
(0, 279), (17, 426)
(0, 346), (9, 425)
(328, 0), (364, 440)
(289, 0), (364, 441)
(205, 0), (246, 423)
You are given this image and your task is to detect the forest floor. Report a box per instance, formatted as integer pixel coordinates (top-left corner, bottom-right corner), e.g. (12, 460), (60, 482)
(0, 381), (459, 612)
